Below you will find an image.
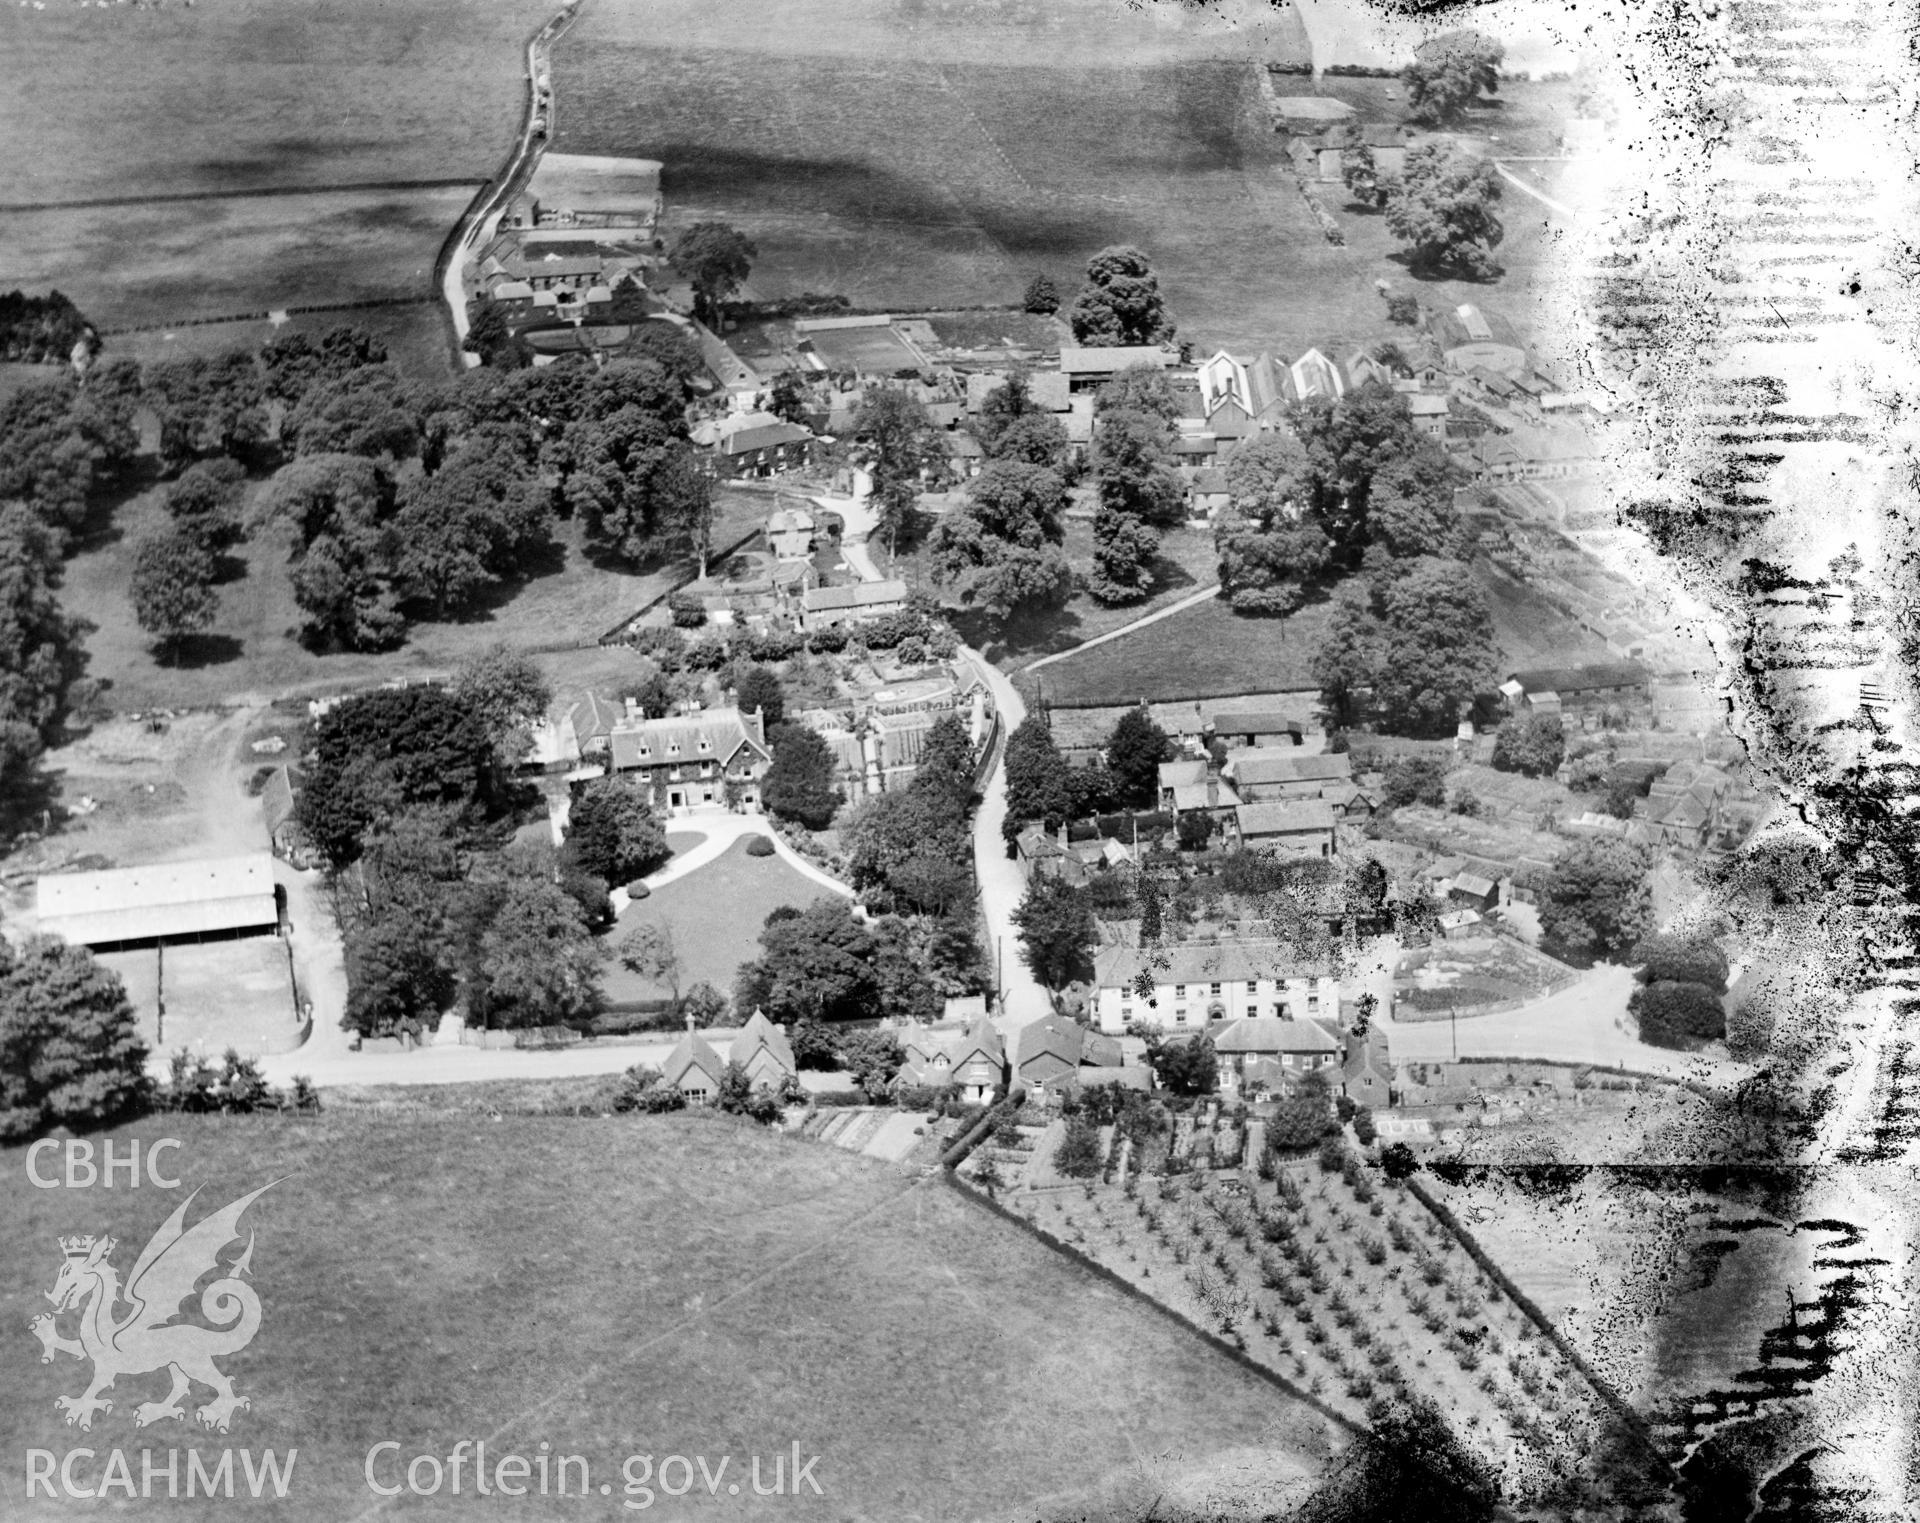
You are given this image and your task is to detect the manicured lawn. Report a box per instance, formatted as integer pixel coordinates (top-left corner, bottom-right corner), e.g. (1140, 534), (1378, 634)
(56, 476), (766, 713)
(604, 837), (832, 1004)
(1, 1112), (1325, 1518)
(1021, 593), (1333, 707)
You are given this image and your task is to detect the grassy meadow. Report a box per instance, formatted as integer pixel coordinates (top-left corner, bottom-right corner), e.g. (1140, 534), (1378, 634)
(57, 472), (767, 713)
(1, 1111), (1333, 1519)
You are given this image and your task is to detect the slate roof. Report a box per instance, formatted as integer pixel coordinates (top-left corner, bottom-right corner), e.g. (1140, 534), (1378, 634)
(1092, 941), (1333, 991)
(36, 853), (279, 948)
(734, 1009), (796, 1076)
(1508, 662), (1650, 695)
(1235, 799), (1338, 836)
(802, 579), (909, 613)
(608, 706), (769, 771)
(1213, 1017), (1341, 1055)
(661, 1031), (726, 1088)
(1226, 752), (1353, 788)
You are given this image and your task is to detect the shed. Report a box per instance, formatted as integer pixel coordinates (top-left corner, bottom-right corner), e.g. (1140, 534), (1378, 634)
(36, 853), (280, 952)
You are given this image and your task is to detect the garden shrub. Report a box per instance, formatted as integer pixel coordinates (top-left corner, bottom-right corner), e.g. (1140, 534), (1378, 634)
(745, 835), (776, 858)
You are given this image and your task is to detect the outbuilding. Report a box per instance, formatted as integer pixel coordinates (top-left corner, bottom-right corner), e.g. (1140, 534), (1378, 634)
(35, 853), (281, 953)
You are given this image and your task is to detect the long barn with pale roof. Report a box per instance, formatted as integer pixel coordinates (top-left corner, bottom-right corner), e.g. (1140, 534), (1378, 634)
(35, 853), (280, 953)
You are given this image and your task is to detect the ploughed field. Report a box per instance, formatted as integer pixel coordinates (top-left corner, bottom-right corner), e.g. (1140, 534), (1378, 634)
(2, 1111), (1331, 1519)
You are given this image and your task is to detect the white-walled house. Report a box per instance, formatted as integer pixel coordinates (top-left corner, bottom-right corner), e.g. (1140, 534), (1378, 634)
(1090, 943), (1340, 1035)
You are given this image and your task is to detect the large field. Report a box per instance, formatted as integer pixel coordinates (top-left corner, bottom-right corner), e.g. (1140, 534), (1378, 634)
(554, 0), (1568, 357)
(0, 0), (552, 370)
(1, 1112), (1333, 1519)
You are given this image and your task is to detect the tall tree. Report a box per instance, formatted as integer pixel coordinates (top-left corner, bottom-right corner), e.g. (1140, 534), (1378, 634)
(130, 528), (218, 659)
(1292, 385), (1426, 562)
(1086, 504), (1160, 605)
(285, 364), (422, 459)
(142, 351), (269, 471)
(1216, 519), (1334, 615)
(1091, 408), (1185, 526)
(1490, 711), (1565, 778)
(989, 411), (1071, 472)
(1022, 274), (1059, 314)
(476, 876), (605, 1029)
(568, 774), (672, 885)
(852, 385), (942, 554)
(732, 662), (786, 727)
(735, 899), (881, 1024)
(1367, 448), (1466, 560)
(561, 408), (706, 567)
(450, 643), (552, 763)
(617, 921), (684, 1009)
(260, 452), (408, 652)
(1386, 146), (1506, 280)
(762, 723), (841, 829)
(1403, 29), (1505, 125)
(669, 222), (758, 325)
(0, 935), (150, 1141)
(1374, 556), (1497, 735)
(393, 424), (550, 617)
(260, 324), (390, 407)
(1106, 705), (1171, 808)
(0, 498), (92, 750)
(1002, 716), (1075, 837)
(162, 457), (249, 553)
(1311, 584), (1381, 730)
(297, 684), (501, 866)
(972, 369), (1036, 455)
(1539, 840), (1654, 964)
(1068, 245), (1175, 347)
(1342, 142), (1388, 209)
(927, 461), (1073, 624)
(342, 907), (454, 1038)
(1012, 875), (1096, 988)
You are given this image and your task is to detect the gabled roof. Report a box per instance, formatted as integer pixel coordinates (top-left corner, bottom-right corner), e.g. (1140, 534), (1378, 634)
(661, 1031), (726, 1087)
(766, 506), (815, 534)
(608, 706), (770, 771)
(1159, 758), (1208, 789)
(734, 1009), (796, 1076)
(1452, 872), (1498, 898)
(1014, 1017), (1085, 1073)
(1213, 1017), (1341, 1055)
(722, 421), (814, 456)
(1092, 940), (1334, 992)
(953, 1015), (1006, 1069)
(1225, 752), (1353, 787)
(565, 691), (623, 744)
(1236, 799), (1338, 836)
(802, 579), (910, 613)
(261, 765), (296, 832)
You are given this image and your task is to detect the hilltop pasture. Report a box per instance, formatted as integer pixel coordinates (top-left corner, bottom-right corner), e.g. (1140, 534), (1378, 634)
(0, 1111), (1332, 1520)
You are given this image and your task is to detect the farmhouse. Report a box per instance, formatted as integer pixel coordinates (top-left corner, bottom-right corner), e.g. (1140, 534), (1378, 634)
(801, 579), (909, 630)
(1091, 942), (1340, 1034)
(1232, 799), (1338, 857)
(605, 703), (772, 812)
(898, 1017), (1006, 1104)
(694, 411), (816, 479)
(766, 506), (816, 560)
(35, 853), (281, 953)
(1213, 1016), (1343, 1094)
(1012, 1016), (1127, 1099)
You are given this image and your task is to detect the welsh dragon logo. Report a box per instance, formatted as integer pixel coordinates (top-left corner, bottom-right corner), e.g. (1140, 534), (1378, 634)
(29, 1182), (275, 1434)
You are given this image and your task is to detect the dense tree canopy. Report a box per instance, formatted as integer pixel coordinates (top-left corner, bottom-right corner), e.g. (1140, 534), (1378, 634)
(475, 875), (605, 1029)
(1087, 505), (1161, 605)
(450, 643), (552, 763)
(1145, 1032), (1219, 1096)
(1002, 716), (1075, 843)
(1629, 980), (1727, 1049)
(1539, 839), (1655, 964)
(297, 683), (503, 866)
(668, 222), (757, 324)
(0, 371), (140, 537)
(143, 351), (269, 471)
(393, 424), (550, 615)
(928, 460), (1073, 624)
(1106, 706), (1171, 807)
(1373, 556), (1498, 735)
(1068, 245), (1175, 347)
(163, 457), (249, 553)
(567, 774), (672, 886)
(130, 528), (218, 658)
(0, 935), (150, 1141)
(1012, 875), (1096, 988)
(262, 452), (408, 651)
(285, 364), (423, 459)
(260, 324), (390, 406)
(1299, 1391), (1500, 1523)
(1491, 711), (1565, 777)
(1091, 408), (1185, 527)
(852, 385), (942, 550)
(761, 723), (842, 829)
(1403, 30), (1505, 125)
(1386, 146), (1506, 280)
(735, 899), (882, 1024)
